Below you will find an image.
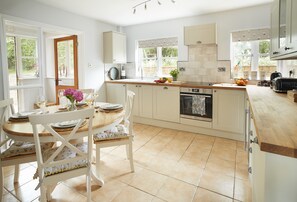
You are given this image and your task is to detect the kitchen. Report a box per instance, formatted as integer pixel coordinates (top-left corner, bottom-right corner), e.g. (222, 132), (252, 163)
(0, 0), (297, 201)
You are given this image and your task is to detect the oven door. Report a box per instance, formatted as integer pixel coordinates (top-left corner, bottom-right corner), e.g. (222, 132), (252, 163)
(180, 93), (212, 121)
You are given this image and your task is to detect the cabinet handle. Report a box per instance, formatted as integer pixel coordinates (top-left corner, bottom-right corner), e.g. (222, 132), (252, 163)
(139, 85), (142, 87)
(285, 47), (292, 51)
(123, 84), (126, 87)
(214, 90), (216, 92)
(250, 137), (258, 144)
(248, 167), (252, 174)
(272, 51), (279, 55)
(249, 147), (252, 153)
(163, 87), (168, 90)
(196, 41), (202, 44)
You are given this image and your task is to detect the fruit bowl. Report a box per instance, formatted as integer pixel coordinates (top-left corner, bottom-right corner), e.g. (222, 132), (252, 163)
(234, 78), (248, 86)
(154, 79), (166, 83)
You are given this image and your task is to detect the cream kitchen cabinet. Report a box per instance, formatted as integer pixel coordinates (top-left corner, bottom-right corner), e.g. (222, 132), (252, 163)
(271, 0), (297, 59)
(127, 84), (153, 118)
(103, 31), (126, 63)
(212, 89), (245, 135)
(106, 83), (126, 105)
(153, 86), (180, 123)
(184, 23), (216, 45)
(249, 118), (297, 202)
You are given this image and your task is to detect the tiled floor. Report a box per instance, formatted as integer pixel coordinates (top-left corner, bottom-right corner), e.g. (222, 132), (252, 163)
(2, 123), (252, 202)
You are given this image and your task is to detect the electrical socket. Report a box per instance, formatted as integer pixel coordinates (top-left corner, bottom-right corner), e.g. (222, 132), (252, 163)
(217, 67), (226, 72)
(179, 67), (186, 71)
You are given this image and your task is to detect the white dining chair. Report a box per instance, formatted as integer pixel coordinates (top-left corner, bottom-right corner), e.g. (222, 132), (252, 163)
(0, 98), (53, 199)
(93, 90), (135, 177)
(29, 108), (94, 202)
(79, 88), (95, 102)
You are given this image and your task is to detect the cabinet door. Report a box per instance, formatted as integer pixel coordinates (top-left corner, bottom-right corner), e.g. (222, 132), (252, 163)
(184, 23), (216, 45)
(103, 32), (126, 64)
(106, 83), (126, 105)
(286, 0), (297, 53)
(271, 0), (281, 57)
(139, 85), (153, 118)
(113, 32), (126, 63)
(213, 89), (245, 134)
(127, 84), (139, 116)
(153, 86), (180, 123)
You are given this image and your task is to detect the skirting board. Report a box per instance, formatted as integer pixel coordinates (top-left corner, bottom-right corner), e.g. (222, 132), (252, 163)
(134, 116), (244, 141)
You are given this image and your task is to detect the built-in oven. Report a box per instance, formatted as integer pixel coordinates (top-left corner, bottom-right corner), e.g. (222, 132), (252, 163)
(180, 87), (213, 122)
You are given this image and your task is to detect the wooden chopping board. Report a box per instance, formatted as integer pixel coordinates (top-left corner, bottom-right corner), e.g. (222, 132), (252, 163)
(287, 90), (297, 102)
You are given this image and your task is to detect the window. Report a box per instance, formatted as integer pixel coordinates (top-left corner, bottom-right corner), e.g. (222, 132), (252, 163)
(231, 29), (277, 80)
(138, 37), (178, 78)
(7, 36), (39, 81)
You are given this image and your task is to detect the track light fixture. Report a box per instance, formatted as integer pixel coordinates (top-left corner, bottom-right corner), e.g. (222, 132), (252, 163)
(132, 0), (176, 14)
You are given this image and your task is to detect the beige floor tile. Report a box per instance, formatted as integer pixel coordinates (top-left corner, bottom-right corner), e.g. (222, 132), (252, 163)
(236, 150), (248, 165)
(145, 156), (179, 176)
(235, 163), (249, 180)
(2, 163), (32, 178)
(194, 134), (216, 143)
(4, 165), (37, 191)
(199, 170), (234, 198)
(178, 152), (208, 169)
(129, 168), (167, 195)
(134, 151), (156, 168)
(209, 148), (236, 162)
(167, 162), (204, 186)
(91, 179), (128, 202)
(193, 187), (233, 202)
(50, 182), (87, 201)
(205, 157), (235, 177)
(63, 175), (92, 194)
(156, 177), (196, 202)
(234, 178), (252, 202)
(11, 179), (40, 202)
(188, 141), (213, 152)
(151, 196), (166, 202)
(111, 186), (153, 202)
(1, 191), (19, 202)
(212, 141), (237, 152)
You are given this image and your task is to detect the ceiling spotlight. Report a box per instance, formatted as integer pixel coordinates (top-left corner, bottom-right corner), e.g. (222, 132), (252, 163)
(145, 3), (147, 10)
(132, 0), (175, 14)
(133, 8), (136, 14)
(158, 0), (162, 5)
(171, 0), (175, 3)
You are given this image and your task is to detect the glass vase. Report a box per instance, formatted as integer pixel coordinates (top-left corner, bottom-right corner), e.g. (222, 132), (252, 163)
(68, 101), (77, 111)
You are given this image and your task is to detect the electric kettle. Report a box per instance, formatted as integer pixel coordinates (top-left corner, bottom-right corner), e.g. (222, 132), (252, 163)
(270, 71), (282, 81)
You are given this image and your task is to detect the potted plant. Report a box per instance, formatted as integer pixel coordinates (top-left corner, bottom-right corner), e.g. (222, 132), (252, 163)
(169, 69), (179, 81)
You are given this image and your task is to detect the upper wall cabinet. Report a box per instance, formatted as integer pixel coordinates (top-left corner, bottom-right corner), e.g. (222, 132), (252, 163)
(184, 23), (217, 45)
(103, 31), (127, 64)
(271, 0), (297, 59)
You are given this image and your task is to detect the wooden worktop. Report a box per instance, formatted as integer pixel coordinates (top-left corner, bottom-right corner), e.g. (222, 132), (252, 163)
(246, 86), (297, 158)
(105, 79), (246, 90)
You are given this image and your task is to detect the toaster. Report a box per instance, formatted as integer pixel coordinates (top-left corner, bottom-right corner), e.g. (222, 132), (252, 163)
(271, 77), (297, 92)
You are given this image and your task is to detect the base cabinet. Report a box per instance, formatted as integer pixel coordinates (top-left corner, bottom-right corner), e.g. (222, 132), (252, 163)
(106, 83), (126, 105)
(153, 86), (179, 123)
(213, 89), (245, 134)
(127, 84), (153, 118)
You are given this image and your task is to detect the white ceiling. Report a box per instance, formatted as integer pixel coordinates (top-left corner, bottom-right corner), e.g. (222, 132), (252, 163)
(34, 0), (273, 26)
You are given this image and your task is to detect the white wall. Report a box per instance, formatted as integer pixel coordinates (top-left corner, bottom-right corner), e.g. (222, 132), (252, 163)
(124, 4), (271, 62)
(0, 0), (117, 102)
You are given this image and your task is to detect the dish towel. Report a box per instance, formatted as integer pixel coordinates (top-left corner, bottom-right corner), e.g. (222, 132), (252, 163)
(192, 95), (206, 116)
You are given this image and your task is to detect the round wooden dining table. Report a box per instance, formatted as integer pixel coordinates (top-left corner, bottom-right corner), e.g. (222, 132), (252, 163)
(2, 104), (125, 186)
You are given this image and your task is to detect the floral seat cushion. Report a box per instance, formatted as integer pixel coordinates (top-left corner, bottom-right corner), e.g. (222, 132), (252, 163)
(41, 142), (88, 177)
(0, 141), (53, 159)
(93, 124), (129, 142)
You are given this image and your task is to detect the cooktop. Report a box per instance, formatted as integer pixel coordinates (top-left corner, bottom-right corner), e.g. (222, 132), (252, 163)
(183, 82), (214, 86)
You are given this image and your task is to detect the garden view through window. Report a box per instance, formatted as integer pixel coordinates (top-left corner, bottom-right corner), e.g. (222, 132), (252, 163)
(231, 39), (277, 80)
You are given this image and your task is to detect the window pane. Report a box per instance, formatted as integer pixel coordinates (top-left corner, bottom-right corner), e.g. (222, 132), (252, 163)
(141, 48), (158, 77)
(57, 40), (74, 78)
(161, 46), (178, 76)
(21, 38), (37, 57)
(259, 40), (270, 54)
(6, 36), (17, 86)
(21, 58), (38, 77)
